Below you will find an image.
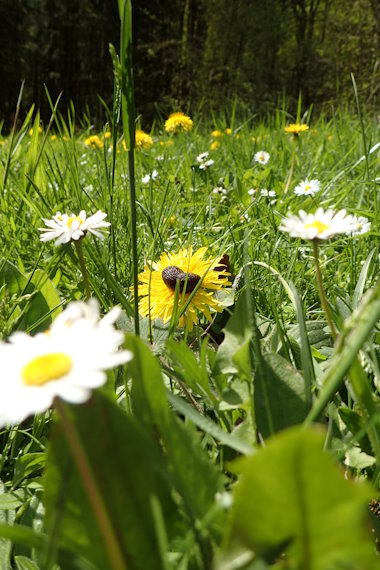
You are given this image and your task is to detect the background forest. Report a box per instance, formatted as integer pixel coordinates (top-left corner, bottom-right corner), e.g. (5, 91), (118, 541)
(0, 0), (379, 129)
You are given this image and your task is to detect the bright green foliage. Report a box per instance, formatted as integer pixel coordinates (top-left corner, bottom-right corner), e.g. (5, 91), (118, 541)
(44, 392), (174, 570)
(230, 427), (379, 569)
(254, 353), (308, 438)
(0, 261), (61, 336)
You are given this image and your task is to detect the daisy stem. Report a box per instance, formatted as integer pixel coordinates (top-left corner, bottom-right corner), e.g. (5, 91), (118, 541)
(74, 240), (91, 300)
(54, 398), (126, 570)
(282, 140), (296, 199)
(312, 240), (337, 341)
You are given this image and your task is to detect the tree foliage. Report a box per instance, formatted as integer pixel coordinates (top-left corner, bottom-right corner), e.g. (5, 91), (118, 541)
(0, 0), (378, 128)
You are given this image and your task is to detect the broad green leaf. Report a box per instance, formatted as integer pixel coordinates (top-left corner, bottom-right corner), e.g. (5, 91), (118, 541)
(44, 393), (173, 570)
(254, 353), (308, 438)
(229, 427), (378, 569)
(126, 335), (223, 524)
(214, 291), (252, 377)
(0, 524), (46, 552)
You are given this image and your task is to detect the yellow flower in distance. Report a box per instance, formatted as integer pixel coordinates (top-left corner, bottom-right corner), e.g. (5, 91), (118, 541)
(211, 130), (223, 138)
(284, 123), (309, 136)
(210, 140), (220, 150)
(84, 135), (103, 149)
(137, 247), (230, 330)
(165, 112), (193, 134)
(29, 126), (43, 137)
(135, 129), (153, 149)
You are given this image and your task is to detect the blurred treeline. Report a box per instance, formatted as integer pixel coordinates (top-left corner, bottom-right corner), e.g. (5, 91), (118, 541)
(0, 0), (379, 130)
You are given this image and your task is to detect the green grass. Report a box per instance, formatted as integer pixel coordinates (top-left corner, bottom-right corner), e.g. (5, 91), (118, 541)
(0, 101), (379, 569)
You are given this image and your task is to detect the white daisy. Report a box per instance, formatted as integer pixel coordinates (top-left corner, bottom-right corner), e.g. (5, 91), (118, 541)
(39, 210), (110, 245)
(0, 299), (132, 427)
(142, 174), (151, 184)
(196, 151), (210, 163)
(279, 207), (356, 240)
(348, 215), (371, 236)
(294, 179), (321, 196)
(254, 151), (270, 165)
(199, 159), (214, 170)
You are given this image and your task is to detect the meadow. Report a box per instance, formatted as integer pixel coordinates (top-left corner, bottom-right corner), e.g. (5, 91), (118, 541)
(0, 84), (380, 570)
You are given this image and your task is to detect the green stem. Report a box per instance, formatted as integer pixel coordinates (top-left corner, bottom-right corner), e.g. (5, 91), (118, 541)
(282, 141), (296, 199)
(312, 240), (337, 341)
(128, 147), (140, 336)
(74, 239), (91, 300)
(54, 398), (126, 570)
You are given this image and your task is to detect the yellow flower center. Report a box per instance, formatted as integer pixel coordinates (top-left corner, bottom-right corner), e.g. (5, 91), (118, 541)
(305, 220), (329, 234)
(67, 215), (83, 228)
(22, 352), (73, 386)
(304, 185), (311, 192)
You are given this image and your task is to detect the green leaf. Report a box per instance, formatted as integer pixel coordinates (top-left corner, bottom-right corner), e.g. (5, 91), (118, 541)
(44, 393), (173, 570)
(0, 261), (61, 334)
(0, 524), (46, 551)
(126, 335), (223, 525)
(254, 353), (308, 438)
(14, 556), (40, 570)
(214, 291), (252, 378)
(166, 339), (212, 400)
(229, 427), (378, 569)
(12, 452), (46, 487)
(13, 453), (46, 488)
(166, 390), (253, 455)
(0, 482), (17, 567)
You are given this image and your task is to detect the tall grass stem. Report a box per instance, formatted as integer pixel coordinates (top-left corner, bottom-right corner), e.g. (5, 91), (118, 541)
(74, 240), (91, 300)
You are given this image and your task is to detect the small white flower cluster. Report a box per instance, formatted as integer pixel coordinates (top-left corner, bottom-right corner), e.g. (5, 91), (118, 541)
(254, 150), (270, 165)
(294, 178), (320, 197)
(212, 186), (228, 197)
(39, 210), (110, 246)
(280, 207), (370, 240)
(0, 300), (132, 427)
(197, 151), (214, 170)
(142, 169), (159, 184)
(248, 188), (276, 202)
(260, 189), (277, 198)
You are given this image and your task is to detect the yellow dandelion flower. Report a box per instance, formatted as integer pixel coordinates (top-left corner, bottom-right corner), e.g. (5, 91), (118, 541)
(210, 140), (220, 150)
(211, 130), (223, 138)
(225, 128), (232, 135)
(136, 247), (230, 330)
(165, 112), (193, 134)
(29, 126), (43, 137)
(50, 134), (57, 142)
(104, 131), (112, 139)
(284, 123), (309, 136)
(84, 135), (103, 149)
(135, 129), (153, 149)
